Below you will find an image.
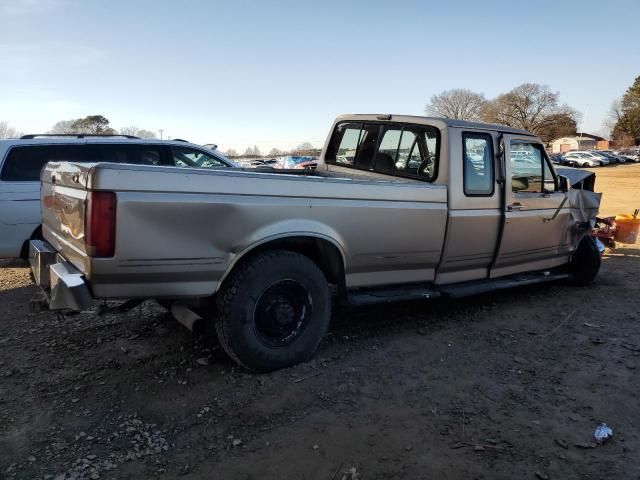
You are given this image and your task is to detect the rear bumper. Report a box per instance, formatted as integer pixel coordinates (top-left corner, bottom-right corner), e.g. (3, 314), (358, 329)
(29, 240), (93, 311)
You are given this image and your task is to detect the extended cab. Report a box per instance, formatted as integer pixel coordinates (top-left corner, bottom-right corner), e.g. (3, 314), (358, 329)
(30, 115), (602, 372)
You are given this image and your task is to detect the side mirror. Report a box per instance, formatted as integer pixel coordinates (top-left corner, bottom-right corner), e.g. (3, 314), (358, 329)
(558, 175), (570, 192)
(512, 176), (529, 191)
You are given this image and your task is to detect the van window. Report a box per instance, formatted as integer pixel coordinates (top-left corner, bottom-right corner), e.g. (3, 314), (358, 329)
(326, 121), (439, 181)
(463, 133), (494, 196)
(86, 144), (166, 165)
(170, 146), (228, 168)
(0, 145), (84, 182)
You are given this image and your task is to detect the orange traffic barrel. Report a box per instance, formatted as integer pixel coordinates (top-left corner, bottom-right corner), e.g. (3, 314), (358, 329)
(615, 214), (640, 244)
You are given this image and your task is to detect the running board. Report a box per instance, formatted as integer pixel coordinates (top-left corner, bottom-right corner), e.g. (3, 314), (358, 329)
(439, 271), (569, 299)
(347, 271), (569, 306)
(348, 284), (441, 307)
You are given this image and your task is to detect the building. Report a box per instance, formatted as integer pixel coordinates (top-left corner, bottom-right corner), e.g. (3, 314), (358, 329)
(550, 133), (609, 153)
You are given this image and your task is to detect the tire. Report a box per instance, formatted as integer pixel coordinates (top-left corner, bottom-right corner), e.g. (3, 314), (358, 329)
(215, 250), (331, 372)
(568, 236), (601, 286)
(19, 226), (43, 259)
(581, 162), (589, 168)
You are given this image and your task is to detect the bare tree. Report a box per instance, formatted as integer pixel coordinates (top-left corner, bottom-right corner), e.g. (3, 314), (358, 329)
(49, 119), (78, 134)
(119, 126), (139, 137)
(292, 142), (319, 156)
(268, 148), (284, 157)
(296, 142), (314, 151)
(136, 129), (157, 139)
(224, 149), (239, 158)
(242, 146), (262, 157)
(0, 121), (22, 139)
(479, 83), (579, 139)
(120, 126), (156, 139)
(425, 89), (486, 120)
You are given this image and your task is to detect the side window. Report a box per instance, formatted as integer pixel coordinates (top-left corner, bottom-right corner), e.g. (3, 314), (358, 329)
(510, 142), (543, 193)
(0, 145), (83, 182)
(89, 144), (164, 165)
(463, 133), (494, 196)
(170, 146), (227, 168)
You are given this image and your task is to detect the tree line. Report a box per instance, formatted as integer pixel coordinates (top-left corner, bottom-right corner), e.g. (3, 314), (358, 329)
(3, 81), (638, 147)
(425, 78), (640, 147)
(608, 76), (640, 147)
(424, 84), (579, 143)
(223, 142), (319, 159)
(0, 115), (157, 140)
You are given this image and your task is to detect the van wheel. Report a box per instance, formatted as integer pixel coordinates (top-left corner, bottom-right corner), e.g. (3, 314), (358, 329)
(215, 250), (330, 372)
(568, 236), (601, 286)
(19, 226), (43, 259)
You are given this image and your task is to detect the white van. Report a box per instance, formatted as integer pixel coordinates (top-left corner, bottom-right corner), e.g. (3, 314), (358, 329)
(0, 134), (235, 258)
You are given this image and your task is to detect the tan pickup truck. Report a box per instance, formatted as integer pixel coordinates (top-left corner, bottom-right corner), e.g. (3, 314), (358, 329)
(30, 114), (602, 371)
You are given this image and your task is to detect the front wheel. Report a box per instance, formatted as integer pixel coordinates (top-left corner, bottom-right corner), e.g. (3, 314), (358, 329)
(568, 236), (601, 286)
(215, 250), (331, 372)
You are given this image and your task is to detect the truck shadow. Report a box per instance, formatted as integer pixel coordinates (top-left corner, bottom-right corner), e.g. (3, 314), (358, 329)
(328, 244), (639, 343)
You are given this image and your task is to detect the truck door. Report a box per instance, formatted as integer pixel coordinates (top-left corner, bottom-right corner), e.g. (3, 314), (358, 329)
(491, 134), (571, 277)
(435, 130), (501, 284)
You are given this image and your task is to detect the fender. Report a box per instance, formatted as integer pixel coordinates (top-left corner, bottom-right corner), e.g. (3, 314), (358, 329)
(215, 220), (347, 292)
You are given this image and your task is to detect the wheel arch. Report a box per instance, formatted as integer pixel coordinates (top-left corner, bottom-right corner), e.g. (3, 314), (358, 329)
(216, 232), (347, 298)
(19, 224), (43, 259)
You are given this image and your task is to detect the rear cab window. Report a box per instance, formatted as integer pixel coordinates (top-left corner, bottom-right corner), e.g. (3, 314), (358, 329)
(326, 121), (439, 181)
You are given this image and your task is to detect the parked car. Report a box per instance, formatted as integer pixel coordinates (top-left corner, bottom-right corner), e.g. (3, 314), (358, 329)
(587, 151), (610, 165)
(549, 153), (565, 164)
(30, 114), (602, 372)
(563, 151), (605, 167)
(0, 134), (236, 258)
(619, 149), (640, 162)
(596, 150), (625, 163)
(250, 158), (279, 167)
(276, 155), (318, 169)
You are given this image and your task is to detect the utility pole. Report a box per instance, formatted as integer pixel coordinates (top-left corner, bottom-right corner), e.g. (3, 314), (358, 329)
(159, 129), (164, 140)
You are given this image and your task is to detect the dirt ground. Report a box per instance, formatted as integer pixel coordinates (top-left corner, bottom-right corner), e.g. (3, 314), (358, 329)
(1, 165), (639, 480)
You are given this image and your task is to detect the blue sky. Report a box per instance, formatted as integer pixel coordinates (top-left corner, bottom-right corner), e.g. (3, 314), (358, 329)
(1, 0), (638, 152)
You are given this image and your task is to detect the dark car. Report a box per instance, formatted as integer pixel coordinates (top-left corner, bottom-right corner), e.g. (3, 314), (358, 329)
(549, 153), (565, 165)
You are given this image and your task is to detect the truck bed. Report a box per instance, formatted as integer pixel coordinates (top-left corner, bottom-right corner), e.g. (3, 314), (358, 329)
(41, 162), (448, 299)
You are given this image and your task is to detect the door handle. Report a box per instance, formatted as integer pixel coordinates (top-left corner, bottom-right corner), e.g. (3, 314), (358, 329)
(507, 202), (522, 211)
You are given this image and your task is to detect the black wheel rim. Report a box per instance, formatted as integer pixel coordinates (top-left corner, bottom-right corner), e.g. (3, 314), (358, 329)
(253, 279), (313, 347)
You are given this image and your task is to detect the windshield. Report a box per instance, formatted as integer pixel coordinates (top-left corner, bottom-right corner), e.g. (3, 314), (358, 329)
(170, 145), (233, 168)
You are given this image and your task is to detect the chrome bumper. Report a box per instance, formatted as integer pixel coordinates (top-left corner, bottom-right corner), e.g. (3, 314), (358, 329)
(29, 240), (92, 311)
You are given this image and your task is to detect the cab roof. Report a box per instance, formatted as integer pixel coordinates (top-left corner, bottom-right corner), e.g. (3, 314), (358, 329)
(334, 114), (535, 136)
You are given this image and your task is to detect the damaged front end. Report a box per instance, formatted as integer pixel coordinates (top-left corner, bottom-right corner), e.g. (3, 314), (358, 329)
(556, 167), (603, 252)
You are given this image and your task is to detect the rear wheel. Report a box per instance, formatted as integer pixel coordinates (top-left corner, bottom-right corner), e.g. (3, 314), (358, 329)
(215, 250), (331, 372)
(568, 236), (601, 286)
(581, 162), (589, 168)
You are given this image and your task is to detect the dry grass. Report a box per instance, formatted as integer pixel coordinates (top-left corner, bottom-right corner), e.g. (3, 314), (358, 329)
(586, 163), (640, 217)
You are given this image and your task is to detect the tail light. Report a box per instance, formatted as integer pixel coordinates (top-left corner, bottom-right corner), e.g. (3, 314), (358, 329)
(85, 191), (116, 257)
